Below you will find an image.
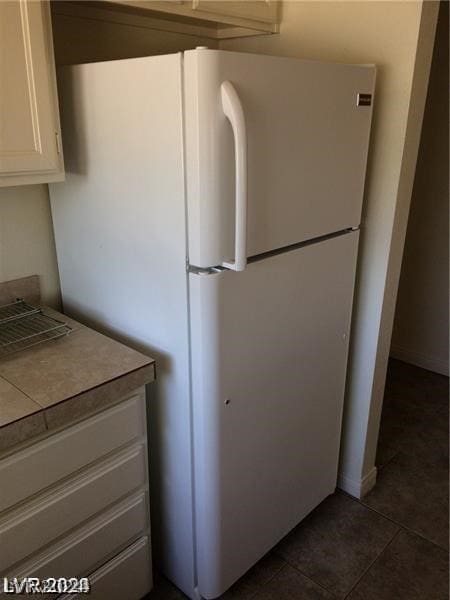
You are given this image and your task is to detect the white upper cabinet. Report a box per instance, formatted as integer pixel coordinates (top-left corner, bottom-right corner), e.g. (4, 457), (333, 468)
(192, 1), (278, 25)
(89, 1), (280, 38)
(0, 1), (64, 187)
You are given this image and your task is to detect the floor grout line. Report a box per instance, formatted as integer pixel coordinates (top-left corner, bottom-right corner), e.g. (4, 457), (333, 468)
(341, 529), (402, 599)
(337, 489), (449, 553)
(250, 557), (290, 597)
(262, 558), (288, 585)
(359, 502), (449, 553)
(279, 556), (339, 598)
(375, 449), (400, 473)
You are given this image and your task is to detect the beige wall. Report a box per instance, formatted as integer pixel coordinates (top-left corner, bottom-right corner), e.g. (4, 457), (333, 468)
(0, 185), (61, 307)
(221, 0), (438, 496)
(391, 2), (449, 376)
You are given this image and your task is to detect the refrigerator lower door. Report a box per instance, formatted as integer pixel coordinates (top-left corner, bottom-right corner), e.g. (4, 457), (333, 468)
(184, 48), (375, 268)
(189, 231), (359, 599)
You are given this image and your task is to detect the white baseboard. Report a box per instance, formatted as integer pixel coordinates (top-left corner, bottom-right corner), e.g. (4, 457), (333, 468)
(390, 345), (449, 376)
(337, 466), (377, 500)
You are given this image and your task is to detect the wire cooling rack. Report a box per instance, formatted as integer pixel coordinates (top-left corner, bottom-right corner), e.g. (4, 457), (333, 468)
(0, 300), (72, 357)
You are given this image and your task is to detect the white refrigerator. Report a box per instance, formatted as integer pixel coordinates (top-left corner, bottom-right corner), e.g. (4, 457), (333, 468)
(49, 48), (375, 599)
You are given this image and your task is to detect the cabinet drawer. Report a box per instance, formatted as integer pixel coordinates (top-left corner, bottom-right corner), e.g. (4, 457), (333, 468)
(61, 537), (152, 600)
(0, 392), (145, 513)
(3, 493), (149, 599)
(0, 443), (147, 571)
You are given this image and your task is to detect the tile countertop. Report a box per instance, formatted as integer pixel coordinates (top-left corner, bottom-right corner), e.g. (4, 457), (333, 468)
(0, 307), (155, 453)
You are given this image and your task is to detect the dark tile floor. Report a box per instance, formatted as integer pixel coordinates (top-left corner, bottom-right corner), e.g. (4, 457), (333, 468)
(148, 359), (449, 600)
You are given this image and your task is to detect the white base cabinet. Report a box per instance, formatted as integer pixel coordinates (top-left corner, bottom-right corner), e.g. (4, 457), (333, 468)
(61, 537), (152, 600)
(0, 388), (152, 599)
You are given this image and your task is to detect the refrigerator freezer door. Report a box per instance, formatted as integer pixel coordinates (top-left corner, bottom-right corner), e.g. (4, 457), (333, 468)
(184, 49), (375, 268)
(189, 231), (359, 598)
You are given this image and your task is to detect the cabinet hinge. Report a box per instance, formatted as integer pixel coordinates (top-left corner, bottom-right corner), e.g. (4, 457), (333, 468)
(55, 131), (62, 155)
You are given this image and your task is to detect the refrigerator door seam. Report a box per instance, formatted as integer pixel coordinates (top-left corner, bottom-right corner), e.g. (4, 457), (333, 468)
(188, 227), (359, 273)
(246, 227), (359, 264)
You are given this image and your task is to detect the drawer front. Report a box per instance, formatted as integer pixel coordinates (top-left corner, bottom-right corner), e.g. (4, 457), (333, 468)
(0, 391), (145, 513)
(3, 493), (149, 599)
(60, 537), (152, 600)
(0, 443), (147, 571)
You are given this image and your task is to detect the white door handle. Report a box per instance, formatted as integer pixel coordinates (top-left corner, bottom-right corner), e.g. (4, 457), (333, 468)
(221, 81), (247, 272)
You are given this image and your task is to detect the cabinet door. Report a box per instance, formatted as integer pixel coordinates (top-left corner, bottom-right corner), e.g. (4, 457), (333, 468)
(0, 1), (63, 185)
(192, 0), (278, 24)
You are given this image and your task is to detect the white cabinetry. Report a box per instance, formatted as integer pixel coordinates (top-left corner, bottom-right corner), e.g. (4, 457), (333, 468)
(192, 0), (278, 25)
(57, 0), (280, 40)
(0, 1), (64, 187)
(0, 389), (151, 599)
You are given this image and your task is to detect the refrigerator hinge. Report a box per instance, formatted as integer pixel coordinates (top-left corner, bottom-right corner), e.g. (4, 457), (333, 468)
(188, 265), (227, 275)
